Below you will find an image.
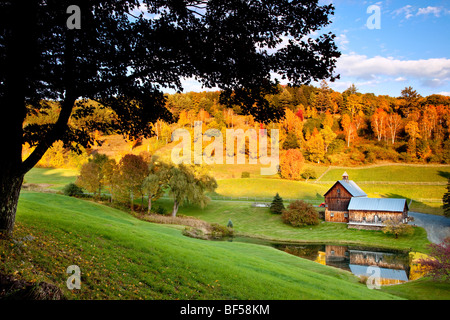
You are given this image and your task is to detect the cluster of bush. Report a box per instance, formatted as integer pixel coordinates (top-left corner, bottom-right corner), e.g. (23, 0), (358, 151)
(269, 193), (319, 227)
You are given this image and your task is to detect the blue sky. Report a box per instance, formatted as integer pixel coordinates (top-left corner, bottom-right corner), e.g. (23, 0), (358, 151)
(173, 0), (450, 98)
(316, 0), (450, 97)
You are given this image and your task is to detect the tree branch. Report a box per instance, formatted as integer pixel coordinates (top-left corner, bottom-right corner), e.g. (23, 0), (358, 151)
(19, 30), (77, 175)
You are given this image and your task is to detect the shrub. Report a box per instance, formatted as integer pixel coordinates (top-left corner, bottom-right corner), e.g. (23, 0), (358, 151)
(241, 171), (250, 178)
(63, 183), (84, 197)
(281, 200), (319, 227)
(270, 193), (285, 214)
(382, 219), (414, 238)
(418, 237), (450, 282)
(153, 205), (168, 215)
(210, 223), (234, 238)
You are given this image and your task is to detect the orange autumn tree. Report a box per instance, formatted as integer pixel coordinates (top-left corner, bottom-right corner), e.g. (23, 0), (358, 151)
(279, 149), (305, 180)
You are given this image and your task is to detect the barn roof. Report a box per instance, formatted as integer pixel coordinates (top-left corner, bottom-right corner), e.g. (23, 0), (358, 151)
(338, 180), (367, 197)
(348, 197), (408, 212)
(323, 173), (367, 197)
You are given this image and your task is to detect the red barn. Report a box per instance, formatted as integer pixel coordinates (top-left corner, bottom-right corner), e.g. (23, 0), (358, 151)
(323, 172), (409, 230)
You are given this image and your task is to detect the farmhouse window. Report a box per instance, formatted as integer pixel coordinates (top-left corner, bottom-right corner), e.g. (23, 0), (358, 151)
(344, 213), (348, 218)
(330, 212), (334, 217)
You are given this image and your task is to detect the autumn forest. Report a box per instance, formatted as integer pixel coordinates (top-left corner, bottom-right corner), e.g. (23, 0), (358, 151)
(24, 82), (450, 178)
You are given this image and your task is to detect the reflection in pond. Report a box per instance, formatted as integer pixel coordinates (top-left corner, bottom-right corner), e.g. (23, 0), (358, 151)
(275, 244), (412, 286)
(229, 237), (427, 285)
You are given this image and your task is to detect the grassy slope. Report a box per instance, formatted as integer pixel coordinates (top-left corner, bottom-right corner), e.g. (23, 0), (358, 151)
(381, 277), (450, 300)
(24, 167), (79, 191)
(0, 192), (402, 300)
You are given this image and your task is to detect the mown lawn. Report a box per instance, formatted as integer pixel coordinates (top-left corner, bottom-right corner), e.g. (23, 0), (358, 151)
(0, 192), (403, 300)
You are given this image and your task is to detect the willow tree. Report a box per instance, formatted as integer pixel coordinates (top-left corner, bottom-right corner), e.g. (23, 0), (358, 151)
(0, 0), (340, 236)
(167, 164), (217, 217)
(143, 156), (171, 214)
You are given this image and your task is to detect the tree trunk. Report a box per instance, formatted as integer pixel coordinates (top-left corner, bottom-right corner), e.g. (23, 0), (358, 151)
(0, 3), (76, 237)
(148, 195), (152, 215)
(130, 192), (134, 212)
(172, 200), (179, 217)
(0, 173), (24, 238)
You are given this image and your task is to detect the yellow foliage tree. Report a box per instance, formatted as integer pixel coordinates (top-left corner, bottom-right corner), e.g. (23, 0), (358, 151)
(279, 149), (304, 180)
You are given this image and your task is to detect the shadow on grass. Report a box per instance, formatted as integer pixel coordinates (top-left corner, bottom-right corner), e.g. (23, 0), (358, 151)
(438, 170), (450, 180)
(385, 193), (443, 215)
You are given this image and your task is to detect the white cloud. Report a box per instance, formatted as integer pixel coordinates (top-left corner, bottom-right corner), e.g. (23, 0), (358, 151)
(392, 5), (414, 19)
(417, 6), (443, 17)
(392, 5), (450, 20)
(438, 92), (450, 96)
(335, 54), (450, 88)
(336, 33), (349, 50)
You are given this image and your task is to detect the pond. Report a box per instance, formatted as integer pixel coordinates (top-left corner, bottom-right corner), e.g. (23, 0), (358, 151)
(227, 237), (426, 285)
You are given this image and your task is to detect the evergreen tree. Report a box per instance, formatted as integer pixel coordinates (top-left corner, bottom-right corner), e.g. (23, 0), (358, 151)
(270, 193), (285, 214)
(443, 178), (450, 218)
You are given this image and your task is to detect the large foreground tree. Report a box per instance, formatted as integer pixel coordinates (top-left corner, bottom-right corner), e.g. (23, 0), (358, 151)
(0, 0), (340, 236)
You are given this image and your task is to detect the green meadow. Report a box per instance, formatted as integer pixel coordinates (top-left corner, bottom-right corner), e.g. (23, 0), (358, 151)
(3, 164), (449, 300)
(1, 192), (404, 300)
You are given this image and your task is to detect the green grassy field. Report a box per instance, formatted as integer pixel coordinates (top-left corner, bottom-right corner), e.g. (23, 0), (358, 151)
(10, 165), (449, 301)
(320, 165), (450, 182)
(1, 192), (408, 300)
(214, 178), (328, 200)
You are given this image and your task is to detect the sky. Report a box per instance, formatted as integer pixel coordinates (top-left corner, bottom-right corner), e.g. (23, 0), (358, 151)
(172, 0), (450, 98)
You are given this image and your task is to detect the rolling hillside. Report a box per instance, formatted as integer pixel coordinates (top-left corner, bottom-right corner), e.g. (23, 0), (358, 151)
(1, 191), (401, 300)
